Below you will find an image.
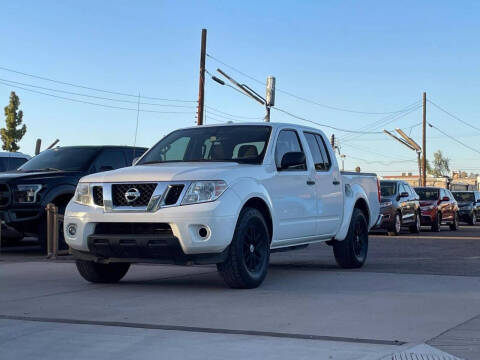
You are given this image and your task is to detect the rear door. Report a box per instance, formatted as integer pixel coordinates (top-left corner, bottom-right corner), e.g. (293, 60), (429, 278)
(268, 129), (317, 242)
(398, 183), (413, 223)
(303, 132), (343, 236)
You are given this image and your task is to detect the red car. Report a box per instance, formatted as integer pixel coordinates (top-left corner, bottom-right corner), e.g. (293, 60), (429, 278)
(414, 187), (459, 231)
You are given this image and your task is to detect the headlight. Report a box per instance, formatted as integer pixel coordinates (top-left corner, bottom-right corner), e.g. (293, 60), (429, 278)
(380, 201), (392, 208)
(182, 181), (227, 205)
(15, 184), (42, 203)
(73, 183), (91, 205)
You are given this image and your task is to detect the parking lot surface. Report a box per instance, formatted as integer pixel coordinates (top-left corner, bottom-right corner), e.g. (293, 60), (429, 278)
(1, 225), (480, 359)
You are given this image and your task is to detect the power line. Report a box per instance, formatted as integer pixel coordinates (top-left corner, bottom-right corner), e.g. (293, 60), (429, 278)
(205, 105), (263, 120)
(207, 53), (419, 115)
(343, 154), (416, 166)
(428, 122), (480, 155)
(0, 65), (195, 103)
(0, 81), (194, 114)
(427, 99), (480, 133)
(341, 143), (414, 162)
(0, 78), (196, 108)
(272, 107), (384, 134)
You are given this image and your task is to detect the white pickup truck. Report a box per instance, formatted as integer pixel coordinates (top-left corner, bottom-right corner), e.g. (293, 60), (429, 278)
(65, 122), (381, 288)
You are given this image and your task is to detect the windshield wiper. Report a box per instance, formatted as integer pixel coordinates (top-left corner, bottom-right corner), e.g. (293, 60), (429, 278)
(22, 168), (63, 172)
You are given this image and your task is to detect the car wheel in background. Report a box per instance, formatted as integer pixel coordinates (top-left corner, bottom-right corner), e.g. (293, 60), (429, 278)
(75, 260), (130, 283)
(333, 208), (368, 268)
(450, 212), (459, 231)
(432, 213), (441, 232)
(388, 213), (402, 236)
(470, 212), (477, 226)
(217, 207), (270, 289)
(409, 212), (421, 233)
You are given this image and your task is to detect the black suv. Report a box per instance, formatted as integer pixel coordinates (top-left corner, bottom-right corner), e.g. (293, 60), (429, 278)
(0, 146), (147, 250)
(377, 180), (421, 236)
(452, 190), (480, 225)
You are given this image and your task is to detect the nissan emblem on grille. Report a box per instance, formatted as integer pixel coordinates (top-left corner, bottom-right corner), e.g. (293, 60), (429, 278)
(125, 188), (141, 203)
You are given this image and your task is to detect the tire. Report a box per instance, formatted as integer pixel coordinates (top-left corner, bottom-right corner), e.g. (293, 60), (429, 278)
(450, 212), (459, 231)
(431, 212), (441, 232)
(75, 260), (130, 283)
(469, 213), (477, 226)
(409, 212), (421, 233)
(387, 213), (402, 236)
(217, 207), (270, 289)
(333, 208), (368, 269)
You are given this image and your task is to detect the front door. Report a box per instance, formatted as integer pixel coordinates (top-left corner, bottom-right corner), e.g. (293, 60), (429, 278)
(304, 132), (343, 236)
(268, 129), (317, 242)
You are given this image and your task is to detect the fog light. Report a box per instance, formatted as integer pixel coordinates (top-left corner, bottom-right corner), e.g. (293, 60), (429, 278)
(67, 224), (77, 236)
(198, 227), (208, 238)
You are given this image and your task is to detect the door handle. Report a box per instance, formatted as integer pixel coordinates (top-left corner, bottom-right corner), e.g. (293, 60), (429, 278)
(306, 180), (315, 185)
(332, 180), (340, 185)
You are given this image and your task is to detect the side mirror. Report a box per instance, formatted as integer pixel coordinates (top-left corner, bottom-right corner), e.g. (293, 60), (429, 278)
(99, 165), (113, 172)
(280, 152), (305, 170)
(132, 157), (140, 166)
(442, 196), (450, 202)
(399, 192), (409, 198)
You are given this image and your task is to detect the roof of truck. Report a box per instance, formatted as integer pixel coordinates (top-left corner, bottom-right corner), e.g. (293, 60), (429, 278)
(183, 122), (325, 134)
(0, 151), (31, 159)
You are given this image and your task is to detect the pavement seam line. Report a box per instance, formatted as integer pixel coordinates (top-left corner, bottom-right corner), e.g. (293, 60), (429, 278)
(0, 315), (406, 346)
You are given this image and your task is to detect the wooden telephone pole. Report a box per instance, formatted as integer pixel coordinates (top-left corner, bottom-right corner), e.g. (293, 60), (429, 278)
(197, 29), (207, 125)
(422, 92), (427, 186)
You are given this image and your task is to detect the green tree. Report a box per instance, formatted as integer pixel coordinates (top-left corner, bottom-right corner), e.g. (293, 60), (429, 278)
(428, 150), (450, 177)
(1, 91), (26, 152)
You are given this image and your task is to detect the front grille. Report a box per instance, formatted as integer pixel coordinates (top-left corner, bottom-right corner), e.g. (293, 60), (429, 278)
(94, 222), (173, 236)
(112, 183), (157, 207)
(164, 185), (185, 205)
(0, 184), (10, 207)
(92, 186), (103, 206)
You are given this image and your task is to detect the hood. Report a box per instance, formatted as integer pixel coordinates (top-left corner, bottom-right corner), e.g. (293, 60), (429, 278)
(0, 170), (82, 183)
(81, 162), (263, 183)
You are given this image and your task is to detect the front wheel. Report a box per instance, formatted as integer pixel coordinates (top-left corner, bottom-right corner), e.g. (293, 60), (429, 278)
(450, 212), (459, 231)
(409, 212), (421, 233)
(469, 213), (477, 226)
(217, 208), (270, 289)
(75, 260), (130, 283)
(333, 208), (368, 268)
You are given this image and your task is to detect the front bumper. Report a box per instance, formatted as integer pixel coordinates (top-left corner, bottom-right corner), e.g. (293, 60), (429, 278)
(64, 188), (240, 260)
(0, 206), (43, 237)
(459, 209), (473, 221)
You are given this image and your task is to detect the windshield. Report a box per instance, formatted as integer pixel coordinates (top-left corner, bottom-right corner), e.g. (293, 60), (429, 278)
(138, 125), (272, 165)
(414, 188), (439, 201)
(453, 192), (475, 202)
(19, 148), (100, 172)
(380, 182), (397, 197)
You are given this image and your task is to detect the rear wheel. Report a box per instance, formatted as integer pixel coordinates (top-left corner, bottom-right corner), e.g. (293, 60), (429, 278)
(75, 260), (130, 283)
(431, 212), (441, 232)
(333, 208), (368, 268)
(409, 212), (421, 233)
(469, 212), (477, 226)
(450, 212), (459, 231)
(217, 207), (270, 289)
(387, 213), (401, 236)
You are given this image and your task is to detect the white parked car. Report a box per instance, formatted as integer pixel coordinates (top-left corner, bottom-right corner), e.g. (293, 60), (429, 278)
(65, 123), (381, 288)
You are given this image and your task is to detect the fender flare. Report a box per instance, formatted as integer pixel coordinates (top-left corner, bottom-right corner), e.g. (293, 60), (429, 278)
(229, 178), (276, 241)
(335, 183), (371, 241)
(41, 184), (76, 208)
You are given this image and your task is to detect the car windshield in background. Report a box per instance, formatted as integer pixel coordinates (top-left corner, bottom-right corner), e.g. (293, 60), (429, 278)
(0, 157), (28, 172)
(453, 192), (475, 202)
(380, 182), (396, 197)
(18, 148), (100, 172)
(138, 125), (272, 165)
(415, 188), (439, 201)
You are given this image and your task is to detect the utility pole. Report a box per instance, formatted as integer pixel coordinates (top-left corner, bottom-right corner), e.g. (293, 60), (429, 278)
(422, 92), (427, 186)
(197, 29), (207, 125)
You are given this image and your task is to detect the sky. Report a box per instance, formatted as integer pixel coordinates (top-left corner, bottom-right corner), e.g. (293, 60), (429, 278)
(1, 0), (479, 175)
